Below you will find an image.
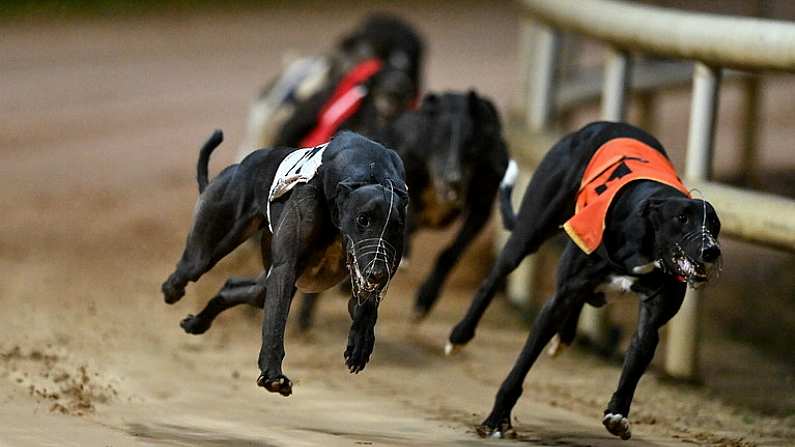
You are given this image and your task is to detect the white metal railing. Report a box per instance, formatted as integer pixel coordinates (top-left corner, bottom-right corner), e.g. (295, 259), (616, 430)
(511, 0), (795, 380)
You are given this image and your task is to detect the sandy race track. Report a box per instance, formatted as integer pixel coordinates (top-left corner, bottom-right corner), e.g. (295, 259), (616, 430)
(1, 3), (793, 446)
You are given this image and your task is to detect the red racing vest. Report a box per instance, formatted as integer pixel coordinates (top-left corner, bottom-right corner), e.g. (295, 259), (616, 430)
(299, 58), (383, 147)
(562, 137), (690, 254)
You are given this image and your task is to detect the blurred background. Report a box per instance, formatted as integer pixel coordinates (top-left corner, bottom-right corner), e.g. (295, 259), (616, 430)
(1, 1), (792, 445)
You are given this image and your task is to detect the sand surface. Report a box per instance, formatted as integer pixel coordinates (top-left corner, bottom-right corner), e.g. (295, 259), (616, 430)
(1, 3), (793, 446)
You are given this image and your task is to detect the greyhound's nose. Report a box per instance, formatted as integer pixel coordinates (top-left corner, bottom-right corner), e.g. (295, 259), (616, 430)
(368, 268), (388, 284)
(445, 171), (463, 188)
(702, 244), (721, 263)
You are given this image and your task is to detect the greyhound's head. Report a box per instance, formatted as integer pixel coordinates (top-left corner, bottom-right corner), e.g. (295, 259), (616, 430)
(338, 13), (424, 88)
(643, 196), (722, 287)
(368, 68), (416, 127)
(336, 180), (408, 303)
(418, 91), (505, 208)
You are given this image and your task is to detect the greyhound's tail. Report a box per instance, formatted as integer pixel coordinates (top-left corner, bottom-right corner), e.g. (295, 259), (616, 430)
(197, 129), (224, 193)
(498, 160), (518, 231)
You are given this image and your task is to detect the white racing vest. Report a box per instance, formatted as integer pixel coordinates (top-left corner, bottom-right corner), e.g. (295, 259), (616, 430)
(267, 143), (328, 233)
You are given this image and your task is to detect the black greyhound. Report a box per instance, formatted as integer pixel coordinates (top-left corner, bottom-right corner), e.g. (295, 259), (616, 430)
(162, 130), (408, 396)
(268, 61), (420, 333)
(238, 13), (423, 158)
(180, 67), (420, 338)
(384, 91), (515, 318)
(446, 122), (722, 440)
(296, 90), (517, 329)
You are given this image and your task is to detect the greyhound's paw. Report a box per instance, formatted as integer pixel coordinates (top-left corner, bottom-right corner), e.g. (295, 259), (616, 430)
(444, 341), (463, 356)
(410, 306), (430, 324)
(476, 417), (516, 439)
(398, 257), (410, 270)
(412, 284), (438, 320)
(546, 334), (568, 357)
(257, 374), (293, 397)
(180, 314), (210, 335)
(161, 280), (185, 304)
(602, 413), (632, 440)
(344, 327), (375, 374)
(448, 322), (475, 348)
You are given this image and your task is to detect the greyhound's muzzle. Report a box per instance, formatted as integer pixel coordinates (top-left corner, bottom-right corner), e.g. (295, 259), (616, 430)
(345, 237), (398, 302)
(434, 178), (465, 208)
(668, 240), (722, 287)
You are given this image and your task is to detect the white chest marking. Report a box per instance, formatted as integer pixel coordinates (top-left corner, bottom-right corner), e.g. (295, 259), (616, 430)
(597, 275), (637, 295)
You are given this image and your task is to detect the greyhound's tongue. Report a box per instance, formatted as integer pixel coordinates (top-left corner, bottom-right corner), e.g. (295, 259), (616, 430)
(675, 275), (686, 283)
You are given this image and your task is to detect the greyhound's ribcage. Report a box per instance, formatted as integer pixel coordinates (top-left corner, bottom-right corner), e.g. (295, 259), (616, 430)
(296, 237), (347, 293)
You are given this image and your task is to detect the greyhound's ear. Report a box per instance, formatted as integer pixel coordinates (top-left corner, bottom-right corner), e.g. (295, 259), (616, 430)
(467, 89), (479, 112)
(641, 198), (666, 229)
(469, 92), (502, 135)
(331, 180), (358, 228)
(335, 180), (359, 205)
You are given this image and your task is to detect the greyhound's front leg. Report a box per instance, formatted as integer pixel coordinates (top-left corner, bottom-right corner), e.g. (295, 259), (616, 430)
(414, 200), (493, 319)
(603, 279), (685, 440)
(256, 262), (297, 396)
(255, 203), (304, 396)
(256, 188), (323, 396)
(344, 297), (378, 373)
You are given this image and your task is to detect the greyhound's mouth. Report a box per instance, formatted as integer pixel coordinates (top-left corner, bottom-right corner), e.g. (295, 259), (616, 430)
(666, 243), (721, 288)
(433, 184), (465, 208)
(345, 237), (398, 303)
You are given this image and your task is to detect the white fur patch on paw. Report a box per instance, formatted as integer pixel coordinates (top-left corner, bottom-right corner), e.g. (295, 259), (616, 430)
(546, 335), (568, 357)
(444, 341), (461, 356)
(602, 413), (632, 440)
(500, 159), (519, 188)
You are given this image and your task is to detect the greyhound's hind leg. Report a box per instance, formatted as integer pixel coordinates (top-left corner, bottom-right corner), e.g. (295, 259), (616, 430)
(447, 154), (575, 351)
(446, 229), (531, 351)
(547, 300), (583, 357)
(162, 178), (262, 304)
(477, 244), (598, 438)
(181, 274), (266, 335)
(297, 293), (320, 332)
(414, 179), (497, 320)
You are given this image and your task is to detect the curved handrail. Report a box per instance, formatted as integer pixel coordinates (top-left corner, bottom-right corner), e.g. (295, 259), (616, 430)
(520, 0), (795, 72)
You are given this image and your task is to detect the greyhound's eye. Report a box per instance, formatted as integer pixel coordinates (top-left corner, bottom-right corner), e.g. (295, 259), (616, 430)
(357, 214), (370, 228)
(676, 214), (688, 224)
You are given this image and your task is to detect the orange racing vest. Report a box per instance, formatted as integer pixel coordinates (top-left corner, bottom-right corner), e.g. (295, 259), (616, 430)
(562, 138), (690, 255)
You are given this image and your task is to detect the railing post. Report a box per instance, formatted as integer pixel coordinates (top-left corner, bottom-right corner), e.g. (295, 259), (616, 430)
(665, 62), (722, 380)
(506, 22), (561, 309)
(527, 23), (561, 131)
(579, 48), (633, 348)
(738, 74), (761, 187)
(601, 48), (633, 120)
(518, 20), (536, 107)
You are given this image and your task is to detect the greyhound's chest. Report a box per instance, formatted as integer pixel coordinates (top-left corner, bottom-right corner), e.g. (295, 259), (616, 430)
(296, 237), (348, 293)
(418, 186), (460, 228)
(593, 275), (638, 305)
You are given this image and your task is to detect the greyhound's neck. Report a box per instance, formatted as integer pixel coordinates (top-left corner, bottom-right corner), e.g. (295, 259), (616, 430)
(602, 181), (667, 275)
